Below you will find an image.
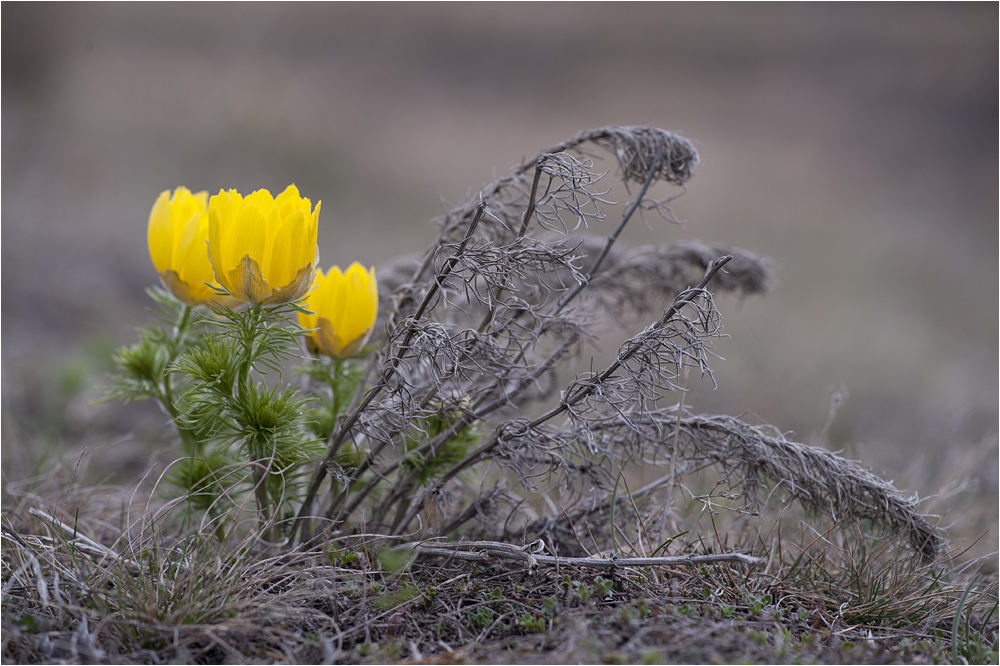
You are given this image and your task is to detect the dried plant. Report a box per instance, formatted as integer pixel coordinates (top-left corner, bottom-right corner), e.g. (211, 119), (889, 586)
(525, 409), (941, 562)
(290, 125), (941, 563)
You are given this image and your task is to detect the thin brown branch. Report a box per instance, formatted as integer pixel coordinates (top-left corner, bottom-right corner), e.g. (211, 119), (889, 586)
(410, 540), (765, 569)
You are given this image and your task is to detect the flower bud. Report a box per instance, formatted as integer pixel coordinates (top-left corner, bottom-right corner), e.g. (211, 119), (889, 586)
(148, 187), (232, 306)
(299, 263), (378, 357)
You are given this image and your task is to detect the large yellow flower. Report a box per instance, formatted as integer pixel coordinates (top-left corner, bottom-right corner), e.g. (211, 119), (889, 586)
(299, 263), (378, 358)
(148, 187), (229, 306)
(208, 185), (319, 305)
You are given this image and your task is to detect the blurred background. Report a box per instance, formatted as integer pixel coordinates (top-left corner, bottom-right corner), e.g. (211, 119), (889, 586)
(2, 4), (996, 557)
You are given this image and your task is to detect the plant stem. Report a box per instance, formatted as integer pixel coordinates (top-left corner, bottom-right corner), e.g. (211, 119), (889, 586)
(234, 304), (276, 541)
(161, 303), (199, 452)
(330, 357), (345, 416)
(253, 465), (275, 546)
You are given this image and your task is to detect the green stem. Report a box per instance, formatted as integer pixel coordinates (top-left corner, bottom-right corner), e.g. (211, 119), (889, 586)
(253, 465), (275, 546)
(330, 357), (345, 416)
(236, 305), (273, 537)
(322, 356), (353, 465)
(172, 302), (194, 343)
(160, 303), (192, 415)
(237, 305), (262, 389)
(161, 304), (198, 452)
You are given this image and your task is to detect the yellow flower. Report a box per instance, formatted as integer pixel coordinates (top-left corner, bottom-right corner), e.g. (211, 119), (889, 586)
(299, 263), (378, 357)
(148, 187), (231, 306)
(208, 185), (319, 305)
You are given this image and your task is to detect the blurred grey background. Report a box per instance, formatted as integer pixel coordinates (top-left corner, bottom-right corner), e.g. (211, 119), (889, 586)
(2, 4), (996, 552)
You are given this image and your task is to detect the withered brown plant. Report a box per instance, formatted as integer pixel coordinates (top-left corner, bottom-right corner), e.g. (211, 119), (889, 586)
(290, 125), (941, 563)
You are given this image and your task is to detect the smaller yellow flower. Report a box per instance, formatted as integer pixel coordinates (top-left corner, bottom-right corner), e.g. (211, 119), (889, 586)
(208, 185), (319, 305)
(148, 187), (232, 306)
(299, 263), (378, 357)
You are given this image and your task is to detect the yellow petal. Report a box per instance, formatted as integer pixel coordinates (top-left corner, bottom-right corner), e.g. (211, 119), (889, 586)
(274, 184), (304, 219)
(222, 190), (245, 275)
(360, 265), (379, 333)
(175, 213), (217, 303)
(208, 189), (240, 291)
(341, 263), (377, 348)
(260, 206), (287, 284)
(297, 274), (323, 351)
(238, 201), (270, 285)
(148, 190), (174, 273)
(276, 211), (311, 287)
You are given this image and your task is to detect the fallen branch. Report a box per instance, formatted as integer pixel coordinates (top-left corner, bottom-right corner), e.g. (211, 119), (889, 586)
(409, 539), (764, 569)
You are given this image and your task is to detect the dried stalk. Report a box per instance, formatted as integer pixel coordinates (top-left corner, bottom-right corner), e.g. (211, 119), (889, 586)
(410, 540), (765, 569)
